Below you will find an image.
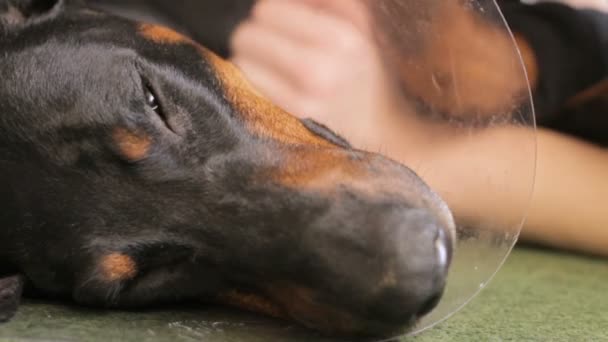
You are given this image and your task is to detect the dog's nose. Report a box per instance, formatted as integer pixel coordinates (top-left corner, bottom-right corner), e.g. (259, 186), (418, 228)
(363, 208), (452, 327)
(275, 203), (455, 337)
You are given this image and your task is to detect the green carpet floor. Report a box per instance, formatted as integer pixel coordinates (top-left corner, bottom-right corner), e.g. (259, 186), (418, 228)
(0, 247), (606, 341)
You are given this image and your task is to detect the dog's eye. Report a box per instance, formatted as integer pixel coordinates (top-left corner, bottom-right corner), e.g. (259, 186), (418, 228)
(145, 87), (160, 113)
(143, 85), (175, 133)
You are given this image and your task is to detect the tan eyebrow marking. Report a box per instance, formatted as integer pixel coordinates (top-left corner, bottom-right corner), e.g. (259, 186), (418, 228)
(112, 127), (152, 162)
(202, 48), (334, 147)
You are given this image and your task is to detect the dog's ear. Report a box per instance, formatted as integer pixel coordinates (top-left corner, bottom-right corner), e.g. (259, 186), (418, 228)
(0, 0), (74, 30)
(0, 274), (24, 322)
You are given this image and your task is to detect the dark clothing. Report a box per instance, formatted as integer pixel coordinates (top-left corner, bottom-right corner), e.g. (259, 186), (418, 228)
(500, 1), (608, 145)
(501, 2), (606, 115)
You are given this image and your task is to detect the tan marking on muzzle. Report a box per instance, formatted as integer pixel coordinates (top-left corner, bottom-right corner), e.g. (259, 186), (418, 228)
(207, 68), (389, 196)
(112, 127), (152, 162)
(99, 253), (137, 282)
(268, 148), (423, 201)
(268, 285), (359, 334)
(269, 149), (369, 191)
(219, 286), (362, 334)
(202, 49), (335, 147)
(268, 149), (457, 244)
(138, 23), (192, 44)
(217, 290), (286, 319)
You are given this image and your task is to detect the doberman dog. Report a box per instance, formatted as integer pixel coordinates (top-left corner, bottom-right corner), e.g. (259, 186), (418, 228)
(0, 0), (455, 337)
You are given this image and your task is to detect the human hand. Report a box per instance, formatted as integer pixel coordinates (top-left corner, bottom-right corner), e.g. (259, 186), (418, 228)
(230, 0), (404, 150)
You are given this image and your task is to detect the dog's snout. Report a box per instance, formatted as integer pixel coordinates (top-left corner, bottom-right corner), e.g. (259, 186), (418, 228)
(255, 145), (458, 335)
(278, 201), (455, 336)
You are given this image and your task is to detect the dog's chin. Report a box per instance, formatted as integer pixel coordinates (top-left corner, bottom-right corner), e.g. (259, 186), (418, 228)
(216, 287), (415, 338)
(271, 287), (416, 338)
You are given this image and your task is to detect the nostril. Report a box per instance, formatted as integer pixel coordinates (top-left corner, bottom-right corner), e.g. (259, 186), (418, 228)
(417, 291), (443, 317)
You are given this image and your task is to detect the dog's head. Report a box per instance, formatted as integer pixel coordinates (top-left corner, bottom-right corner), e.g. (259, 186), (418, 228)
(0, 0), (455, 337)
